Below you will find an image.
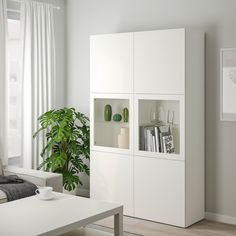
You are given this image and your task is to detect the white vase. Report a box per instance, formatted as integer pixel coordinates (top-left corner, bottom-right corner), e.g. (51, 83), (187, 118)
(63, 186), (77, 195)
(118, 127), (129, 149)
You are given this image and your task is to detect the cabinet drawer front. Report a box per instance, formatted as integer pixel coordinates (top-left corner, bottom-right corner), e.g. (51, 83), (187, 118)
(134, 156), (185, 227)
(90, 151), (134, 216)
(134, 29), (185, 94)
(90, 33), (133, 93)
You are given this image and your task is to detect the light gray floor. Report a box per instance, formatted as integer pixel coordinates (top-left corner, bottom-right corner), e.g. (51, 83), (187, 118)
(96, 216), (236, 236)
(60, 224), (140, 236)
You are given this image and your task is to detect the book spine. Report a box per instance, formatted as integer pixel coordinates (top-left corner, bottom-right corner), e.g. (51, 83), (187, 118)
(154, 126), (159, 153)
(152, 133), (156, 152)
(146, 129), (151, 152)
(150, 131), (153, 152)
(163, 136), (167, 153)
(144, 127), (147, 151)
(158, 127), (163, 152)
(139, 126), (145, 151)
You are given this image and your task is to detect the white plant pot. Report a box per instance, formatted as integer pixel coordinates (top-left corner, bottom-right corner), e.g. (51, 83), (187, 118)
(63, 186), (77, 195)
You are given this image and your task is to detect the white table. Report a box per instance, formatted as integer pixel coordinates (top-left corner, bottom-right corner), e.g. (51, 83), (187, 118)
(0, 192), (123, 236)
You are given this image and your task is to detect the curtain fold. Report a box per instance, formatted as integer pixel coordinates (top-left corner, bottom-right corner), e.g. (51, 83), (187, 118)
(0, 0), (8, 166)
(21, 0), (56, 169)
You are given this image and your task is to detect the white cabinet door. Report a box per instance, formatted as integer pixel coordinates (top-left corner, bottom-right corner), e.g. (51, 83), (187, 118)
(90, 33), (133, 93)
(134, 29), (185, 94)
(134, 94), (185, 160)
(90, 151), (134, 216)
(90, 93), (134, 155)
(134, 156), (185, 227)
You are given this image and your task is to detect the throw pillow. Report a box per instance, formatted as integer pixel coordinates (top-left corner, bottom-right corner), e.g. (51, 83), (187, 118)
(0, 159), (3, 175)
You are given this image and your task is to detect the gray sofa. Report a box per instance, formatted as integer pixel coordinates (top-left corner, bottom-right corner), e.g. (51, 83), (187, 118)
(0, 160), (63, 204)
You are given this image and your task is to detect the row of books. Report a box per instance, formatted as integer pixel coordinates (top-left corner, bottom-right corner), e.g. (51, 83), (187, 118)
(139, 124), (175, 153)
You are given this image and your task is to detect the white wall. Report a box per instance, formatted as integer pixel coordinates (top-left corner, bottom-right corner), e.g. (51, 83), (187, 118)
(65, 0), (236, 220)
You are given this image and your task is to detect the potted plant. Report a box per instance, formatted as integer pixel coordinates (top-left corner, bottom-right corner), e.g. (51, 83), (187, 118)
(33, 107), (90, 194)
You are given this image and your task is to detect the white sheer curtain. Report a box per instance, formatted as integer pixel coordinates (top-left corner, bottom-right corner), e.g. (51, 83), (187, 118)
(21, 0), (56, 169)
(0, 0), (8, 166)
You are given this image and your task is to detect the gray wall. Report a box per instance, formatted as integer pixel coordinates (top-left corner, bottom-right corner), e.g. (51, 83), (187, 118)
(65, 0), (236, 217)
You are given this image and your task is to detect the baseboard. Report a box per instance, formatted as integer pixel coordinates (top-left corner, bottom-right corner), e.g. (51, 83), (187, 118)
(77, 188), (90, 198)
(205, 212), (236, 225)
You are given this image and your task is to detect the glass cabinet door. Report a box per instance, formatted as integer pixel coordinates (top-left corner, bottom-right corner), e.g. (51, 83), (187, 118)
(90, 94), (133, 155)
(134, 94), (184, 160)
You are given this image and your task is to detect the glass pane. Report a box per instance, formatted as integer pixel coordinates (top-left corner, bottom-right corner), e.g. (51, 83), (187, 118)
(7, 19), (22, 160)
(94, 98), (129, 149)
(138, 99), (180, 154)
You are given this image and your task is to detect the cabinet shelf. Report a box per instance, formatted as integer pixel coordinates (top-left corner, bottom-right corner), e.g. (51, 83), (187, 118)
(135, 151), (184, 161)
(95, 121), (129, 125)
(92, 145), (131, 154)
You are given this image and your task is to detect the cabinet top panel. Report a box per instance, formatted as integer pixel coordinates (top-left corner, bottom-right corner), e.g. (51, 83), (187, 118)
(90, 28), (186, 38)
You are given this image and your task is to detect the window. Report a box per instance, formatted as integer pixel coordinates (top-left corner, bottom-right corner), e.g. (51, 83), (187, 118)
(7, 18), (22, 162)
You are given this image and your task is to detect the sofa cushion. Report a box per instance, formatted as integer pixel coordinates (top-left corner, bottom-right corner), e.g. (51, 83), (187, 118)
(0, 159), (3, 175)
(0, 190), (7, 204)
(0, 160), (7, 204)
(4, 166), (63, 192)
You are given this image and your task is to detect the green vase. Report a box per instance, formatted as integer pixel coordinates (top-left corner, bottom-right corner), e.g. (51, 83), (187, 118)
(123, 107), (129, 122)
(104, 104), (112, 121)
(113, 113), (122, 122)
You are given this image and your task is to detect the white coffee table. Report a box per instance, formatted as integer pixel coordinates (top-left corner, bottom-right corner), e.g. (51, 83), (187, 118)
(0, 192), (123, 236)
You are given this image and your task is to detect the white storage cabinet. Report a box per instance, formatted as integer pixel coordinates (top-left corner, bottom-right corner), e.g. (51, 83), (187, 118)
(90, 28), (205, 227)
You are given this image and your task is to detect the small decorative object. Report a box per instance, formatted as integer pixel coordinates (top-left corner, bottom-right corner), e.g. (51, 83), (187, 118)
(150, 105), (158, 123)
(113, 113), (122, 122)
(167, 110), (175, 125)
(162, 135), (175, 153)
(158, 125), (175, 153)
(104, 104), (112, 121)
(158, 106), (165, 122)
(150, 105), (164, 123)
(118, 127), (129, 149)
(221, 48), (236, 121)
(123, 107), (129, 122)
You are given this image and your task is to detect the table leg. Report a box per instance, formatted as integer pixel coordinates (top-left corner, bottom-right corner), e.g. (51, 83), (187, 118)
(114, 210), (123, 236)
